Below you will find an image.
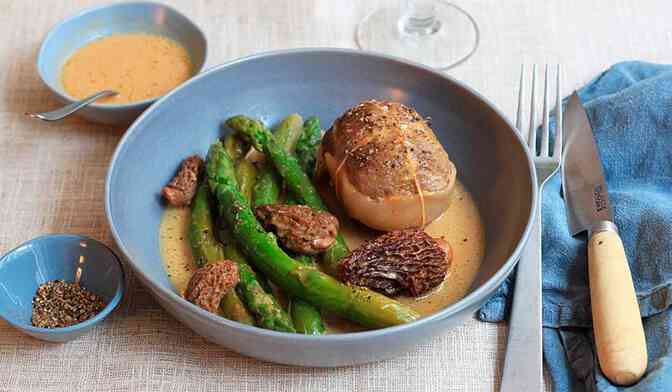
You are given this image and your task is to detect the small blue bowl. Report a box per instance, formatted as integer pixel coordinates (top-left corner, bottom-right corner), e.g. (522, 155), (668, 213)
(0, 234), (125, 342)
(37, 1), (207, 125)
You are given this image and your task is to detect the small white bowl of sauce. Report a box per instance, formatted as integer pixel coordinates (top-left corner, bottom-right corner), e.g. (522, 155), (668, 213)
(37, 2), (207, 125)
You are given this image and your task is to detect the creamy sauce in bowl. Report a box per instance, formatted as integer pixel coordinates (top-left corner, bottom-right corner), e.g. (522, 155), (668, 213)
(159, 180), (485, 332)
(61, 33), (193, 105)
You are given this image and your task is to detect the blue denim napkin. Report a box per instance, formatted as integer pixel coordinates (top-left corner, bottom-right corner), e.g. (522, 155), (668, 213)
(478, 61), (672, 391)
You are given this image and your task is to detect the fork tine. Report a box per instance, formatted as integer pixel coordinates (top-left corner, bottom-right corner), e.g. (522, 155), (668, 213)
(528, 65), (537, 153)
(516, 65), (524, 132)
(540, 65), (550, 157)
(553, 64), (563, 158)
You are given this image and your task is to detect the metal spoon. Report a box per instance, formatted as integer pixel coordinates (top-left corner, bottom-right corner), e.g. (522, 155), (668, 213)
(25, 90), (118, 121)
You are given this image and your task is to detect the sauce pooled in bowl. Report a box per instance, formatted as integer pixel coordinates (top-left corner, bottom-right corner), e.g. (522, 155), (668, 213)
(61, 33), (193, 105)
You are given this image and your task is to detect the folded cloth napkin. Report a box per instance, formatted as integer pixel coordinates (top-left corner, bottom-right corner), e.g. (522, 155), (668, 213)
(478, 61), (672, 392)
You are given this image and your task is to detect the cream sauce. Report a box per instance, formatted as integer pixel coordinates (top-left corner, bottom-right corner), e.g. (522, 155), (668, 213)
(159, 207), (194, 296)
(61, 33), (193, 104)
(159, 180), (485, 332)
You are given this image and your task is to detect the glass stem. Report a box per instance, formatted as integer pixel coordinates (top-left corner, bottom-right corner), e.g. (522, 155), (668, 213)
(399, 0), (441, 36)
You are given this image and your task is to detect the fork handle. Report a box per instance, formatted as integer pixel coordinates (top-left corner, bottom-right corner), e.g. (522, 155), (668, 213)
(500, 202), (543, 392)
(588, 226), (647, 385)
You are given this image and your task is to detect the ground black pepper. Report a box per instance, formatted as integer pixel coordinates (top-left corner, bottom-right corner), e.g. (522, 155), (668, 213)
(31, 280), (106, 328)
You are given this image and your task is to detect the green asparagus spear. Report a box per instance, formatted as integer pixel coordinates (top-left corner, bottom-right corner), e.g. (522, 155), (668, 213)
(273, 113), (304, 154)
(189, 183), (255, 325)
(235, 159), (257, 207)
(235, 258), (294, 331)
(293, 254), (316, 265)
(227, 135), (274, 294)
(206, 141), (420, 328)
(252, 114), (304, 208)
(220, 291), (256, 325)
(289, 255), (325, 335)
(248, 114), (324, 334)
(295, 116), (322, 177)
(283, 192), (300, 205)
(289, 299), (325, 335)
(217, 220), (294, 331)
(322, 238), (350, 276)
(224, 133), (246, 161)
(221, 139), (293, 331)
(227, 115), (349, 275)
(189, 183), (226, 268)
(229, 115), (325, 208)
(251, 168), (281, 208)
(217, 220), (273, 294)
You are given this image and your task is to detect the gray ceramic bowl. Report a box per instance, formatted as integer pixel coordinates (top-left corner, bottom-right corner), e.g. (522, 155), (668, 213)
(106, 49), (536, 366)
(37, 1), (207, 125)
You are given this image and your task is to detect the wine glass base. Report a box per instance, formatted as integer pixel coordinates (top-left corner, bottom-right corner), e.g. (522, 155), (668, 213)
(356, 1), (479, 70)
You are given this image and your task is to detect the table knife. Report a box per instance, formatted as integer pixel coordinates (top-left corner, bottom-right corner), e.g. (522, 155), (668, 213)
(561, 92), (647, 385)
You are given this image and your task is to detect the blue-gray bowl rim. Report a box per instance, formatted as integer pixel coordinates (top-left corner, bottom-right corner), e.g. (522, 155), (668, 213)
(36, 0), (208, 111)
(0, 233), (126, 334)
(105, 47), (538, 342)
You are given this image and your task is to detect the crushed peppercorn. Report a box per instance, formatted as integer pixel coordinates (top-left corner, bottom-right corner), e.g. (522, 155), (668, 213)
(31, 280), (106, 328)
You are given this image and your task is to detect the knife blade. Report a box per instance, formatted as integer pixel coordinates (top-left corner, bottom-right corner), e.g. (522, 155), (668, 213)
(561, 92), (647, 386)
(562, 93), (614, 235)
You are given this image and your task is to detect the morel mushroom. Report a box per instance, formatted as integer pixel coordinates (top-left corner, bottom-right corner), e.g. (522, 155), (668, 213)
(338, 228), (450, 297)
(162, 155), (203, 207)
(185, 260), (239, 313)
(254, 204), (339, 255)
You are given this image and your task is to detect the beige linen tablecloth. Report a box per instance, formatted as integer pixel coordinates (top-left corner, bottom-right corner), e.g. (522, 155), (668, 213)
(1, 1), (671, 390)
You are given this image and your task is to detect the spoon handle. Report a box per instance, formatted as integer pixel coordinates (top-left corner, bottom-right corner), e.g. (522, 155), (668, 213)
(26, 90), (118, 121)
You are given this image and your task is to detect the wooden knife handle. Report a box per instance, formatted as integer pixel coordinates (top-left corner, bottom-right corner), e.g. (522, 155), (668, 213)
(588, 228), (647, 385)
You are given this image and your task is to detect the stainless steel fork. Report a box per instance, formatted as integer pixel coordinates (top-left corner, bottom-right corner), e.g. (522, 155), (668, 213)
(500, 64), (562, 392)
